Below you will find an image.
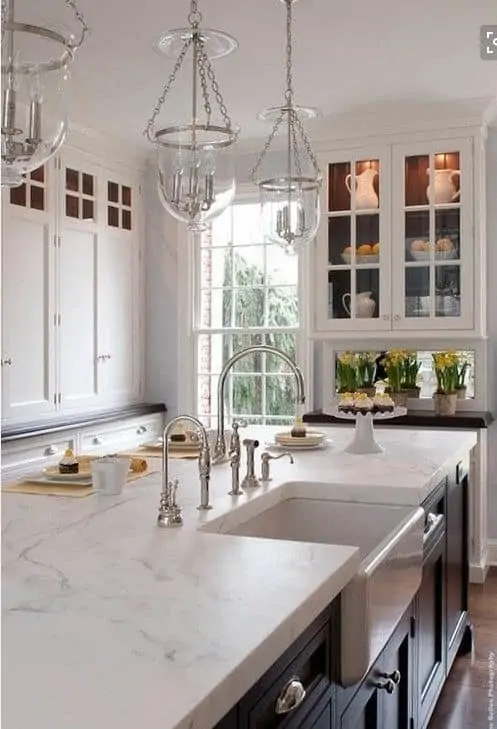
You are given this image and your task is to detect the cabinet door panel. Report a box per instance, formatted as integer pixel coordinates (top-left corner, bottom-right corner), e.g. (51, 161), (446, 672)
(380, 631), (411, 729)
(446, 468), (469, 671)
(2, 212), (56, 419)
(339, 687), (380, 729)
(59, 226), (99, 409)
(391, 138), (473, 332)
(97, 228), (138, 402)
(314, 148), (391, 334)
(417, 533), (446, 729)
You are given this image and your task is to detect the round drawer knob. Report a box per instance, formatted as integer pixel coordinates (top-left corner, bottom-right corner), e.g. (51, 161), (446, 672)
(275, 677), (306, 715)
(375, 678), (396, 694)
(379, 669), (401, 684)
(93, 436), (104, 445)
(44, 445), (58, 456)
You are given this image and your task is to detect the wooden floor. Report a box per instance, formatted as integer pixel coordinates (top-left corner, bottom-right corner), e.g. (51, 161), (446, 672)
(429, 567), (497, 729)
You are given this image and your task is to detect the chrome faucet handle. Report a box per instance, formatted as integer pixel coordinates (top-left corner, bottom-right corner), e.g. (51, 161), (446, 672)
(229, 421), (241, 456)
(197, 439), (212, 511)
(228, 450), (243, 496)
(260, 451), (294, 481)
(158, 478), (183, 527)
(241, 438), (260, 489)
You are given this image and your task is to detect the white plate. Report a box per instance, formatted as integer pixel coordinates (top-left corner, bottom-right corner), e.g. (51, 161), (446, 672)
(275, 430), (325, 447)
(266, 438), (332, 451)
(331, 406), (407, 420)
(42, 468), (92, 481)
(410, 249), (457, 262)
(24, 473), (93, 487)
(341, 253), (379, 265)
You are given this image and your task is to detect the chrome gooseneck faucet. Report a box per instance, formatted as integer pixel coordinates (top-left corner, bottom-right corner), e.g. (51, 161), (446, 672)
(212, 345), (306, 464)
(157, 414), (212, 528)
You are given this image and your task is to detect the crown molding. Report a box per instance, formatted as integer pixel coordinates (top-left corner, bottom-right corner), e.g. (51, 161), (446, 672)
(234, 97), (497, 156)
(66, 122), (149, 171)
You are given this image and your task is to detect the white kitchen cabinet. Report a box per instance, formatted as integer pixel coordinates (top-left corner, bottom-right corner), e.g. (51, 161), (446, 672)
(96, 170), (140, 404)
(313, 131), (483, 339)
(1, 148), (143, 424)
(315, 146), (391, 332)
(1, 167), (57, 420)
(391, 138), (474, 332)
(58, 152), (101, 410)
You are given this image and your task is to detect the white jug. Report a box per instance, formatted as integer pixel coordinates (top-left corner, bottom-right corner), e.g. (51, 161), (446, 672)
(345, 168), (379, 210)
(426, 169), (460, 204)
(91, 456), (131, 495)
(342, 291), (376, 318)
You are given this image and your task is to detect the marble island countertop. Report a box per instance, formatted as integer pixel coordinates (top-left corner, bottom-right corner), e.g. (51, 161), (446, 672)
(2, 425), (477, 729)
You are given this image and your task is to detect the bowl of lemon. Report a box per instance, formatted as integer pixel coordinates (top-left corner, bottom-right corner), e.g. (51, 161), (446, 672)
(341, 243), (380, 265)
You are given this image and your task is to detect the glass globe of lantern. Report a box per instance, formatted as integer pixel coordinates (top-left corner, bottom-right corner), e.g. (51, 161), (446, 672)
(155, 123), (236, 231)
(258, 173), (320, 253)
(1, 13), (78, 187)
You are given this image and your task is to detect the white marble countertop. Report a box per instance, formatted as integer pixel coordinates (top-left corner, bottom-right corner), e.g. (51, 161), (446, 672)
(1, 425), (477, 729)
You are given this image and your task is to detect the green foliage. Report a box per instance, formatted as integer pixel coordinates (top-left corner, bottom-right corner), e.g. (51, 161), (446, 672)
(222, 249), (297, 420)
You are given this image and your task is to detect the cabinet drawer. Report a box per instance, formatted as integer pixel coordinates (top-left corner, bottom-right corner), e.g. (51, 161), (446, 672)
(1, 435), (76, 478)
(79, 415), (163, 453)
(239, 611), (332, 729)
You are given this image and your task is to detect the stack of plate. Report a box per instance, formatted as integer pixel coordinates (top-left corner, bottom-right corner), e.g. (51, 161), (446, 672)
(274, 430), (326, 449)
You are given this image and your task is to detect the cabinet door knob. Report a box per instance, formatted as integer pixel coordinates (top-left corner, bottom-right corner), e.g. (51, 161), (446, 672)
(275, 677), (306, 715)
(1, 357), (13, 366)
(393, 314), (401, 322)
(375, 678), (396, 694)
(96, 354), (104, 362)
(379, 669), (401, 684)
(44, 445), (58, 456)
(137, 426), (147, 434)
(93, 436), (104, 445)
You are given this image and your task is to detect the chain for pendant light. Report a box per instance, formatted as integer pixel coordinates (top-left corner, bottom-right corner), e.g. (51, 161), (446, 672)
(249, 0), (320, 184)
(143, 0), (234, 143)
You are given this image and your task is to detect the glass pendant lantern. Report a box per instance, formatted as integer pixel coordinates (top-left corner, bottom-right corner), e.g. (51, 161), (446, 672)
(1, 0), (88, 188)
(144, 0), (239, 231)
(250, 0), (321, 254)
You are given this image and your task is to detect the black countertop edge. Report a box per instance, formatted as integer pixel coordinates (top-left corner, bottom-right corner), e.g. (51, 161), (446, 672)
(303, 409), (494, 429)
(1, 403), (167, 442)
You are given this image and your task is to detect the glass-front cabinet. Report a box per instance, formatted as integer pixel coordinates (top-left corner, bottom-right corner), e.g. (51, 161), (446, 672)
(314, 137), (475, 334)
(317, 148), (391, 331)
(391, 139), (473, 330)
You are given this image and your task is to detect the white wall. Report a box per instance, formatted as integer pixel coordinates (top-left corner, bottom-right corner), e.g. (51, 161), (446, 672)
(485, 129), (497, 540)
(144, 161), (181, 417)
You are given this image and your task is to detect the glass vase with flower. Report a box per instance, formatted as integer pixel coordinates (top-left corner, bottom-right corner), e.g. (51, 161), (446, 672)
(401, 351), (422, 399)
(383, 349), (409, 407)
(432, 351), (459, 415)
(336, 351), (358, 394)
(456, 357), (470, 400)
(357, 352), (377, 396)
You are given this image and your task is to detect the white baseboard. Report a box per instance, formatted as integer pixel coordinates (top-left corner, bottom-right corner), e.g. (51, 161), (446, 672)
(470, 561), (490, 583)
(488, 539), (497, 567)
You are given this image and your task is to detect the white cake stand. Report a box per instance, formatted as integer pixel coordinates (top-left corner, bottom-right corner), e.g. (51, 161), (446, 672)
(331, 407), (407, 454)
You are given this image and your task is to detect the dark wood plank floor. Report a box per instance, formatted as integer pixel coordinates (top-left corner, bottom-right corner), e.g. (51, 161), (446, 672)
(429, 567), (497, 729)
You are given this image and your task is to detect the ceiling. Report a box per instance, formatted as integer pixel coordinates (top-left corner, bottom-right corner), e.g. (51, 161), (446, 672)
(26, 0), (497, 148)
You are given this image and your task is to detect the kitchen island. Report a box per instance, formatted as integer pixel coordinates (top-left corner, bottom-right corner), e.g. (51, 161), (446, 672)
(2, 425), (477, 729)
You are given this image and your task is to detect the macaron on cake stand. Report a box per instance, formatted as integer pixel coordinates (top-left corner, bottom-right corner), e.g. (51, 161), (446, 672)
(331, 407), (407, 455)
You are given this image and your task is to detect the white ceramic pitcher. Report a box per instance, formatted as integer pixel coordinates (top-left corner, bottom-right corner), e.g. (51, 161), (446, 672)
(345, 168), (379, 210)
(342, 291), (376, 318)
(426, 169), (460, 204)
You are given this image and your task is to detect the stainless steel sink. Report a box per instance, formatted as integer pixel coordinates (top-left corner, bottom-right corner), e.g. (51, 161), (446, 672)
(202, 495), (424, 685)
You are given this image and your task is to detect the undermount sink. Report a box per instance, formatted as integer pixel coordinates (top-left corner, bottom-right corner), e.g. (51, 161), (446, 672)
(203, 493), (424, 686)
